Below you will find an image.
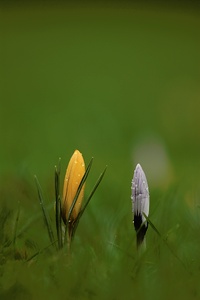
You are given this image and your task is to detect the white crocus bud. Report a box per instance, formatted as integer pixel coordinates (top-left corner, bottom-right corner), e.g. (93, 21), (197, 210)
(131, 163), (150, 249)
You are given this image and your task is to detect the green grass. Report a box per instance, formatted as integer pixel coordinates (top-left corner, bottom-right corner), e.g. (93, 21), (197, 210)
(0, 2), (200, 299)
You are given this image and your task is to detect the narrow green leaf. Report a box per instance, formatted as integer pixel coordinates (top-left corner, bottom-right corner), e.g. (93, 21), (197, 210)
(13, 201), (20, 247)
(67, 157), (94, 222)
(26, 240), (58, 262)
(143, 212), (188, 271)
(55, 162), (63, 249)
(72, 165), (107, 237)
(34, 175), (55, 246)
(143, 212), (161, 237)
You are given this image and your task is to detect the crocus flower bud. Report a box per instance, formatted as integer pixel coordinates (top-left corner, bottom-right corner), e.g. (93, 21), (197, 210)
(62, 150), (85, 224)
(131, 163), (149, 247)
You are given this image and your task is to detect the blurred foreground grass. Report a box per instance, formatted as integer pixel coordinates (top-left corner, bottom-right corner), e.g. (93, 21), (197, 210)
(0, 2), (200, 299)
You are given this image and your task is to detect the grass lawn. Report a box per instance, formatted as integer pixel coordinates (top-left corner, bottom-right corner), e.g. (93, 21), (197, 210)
(0, 1), (200, 299)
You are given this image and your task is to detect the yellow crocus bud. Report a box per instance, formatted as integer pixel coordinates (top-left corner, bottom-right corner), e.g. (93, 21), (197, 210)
(62, 150), (85, 224)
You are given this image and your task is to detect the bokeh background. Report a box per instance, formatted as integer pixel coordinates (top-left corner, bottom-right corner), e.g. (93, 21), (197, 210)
(1, 1), (200, 299)
(1, 0), (200, 185)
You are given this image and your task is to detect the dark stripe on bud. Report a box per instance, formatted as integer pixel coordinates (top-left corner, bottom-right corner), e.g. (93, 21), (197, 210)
(134, 213), (148, 248)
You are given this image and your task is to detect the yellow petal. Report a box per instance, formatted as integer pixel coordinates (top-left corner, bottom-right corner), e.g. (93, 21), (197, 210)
(62, 150), (85, 223)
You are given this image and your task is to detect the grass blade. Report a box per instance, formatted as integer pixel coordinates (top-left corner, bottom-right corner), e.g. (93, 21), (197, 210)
(34, 175), (55, 246)
(65, 157), (94, 249)
(72, 165), (107, 237)
(67, 157), (94, 222)
(143, 212), (188, 271)
(55, 160), (63, 249)
(26, 240), (58, 262)
(143, 213), (161, 237)
(13, 201), (21, 248)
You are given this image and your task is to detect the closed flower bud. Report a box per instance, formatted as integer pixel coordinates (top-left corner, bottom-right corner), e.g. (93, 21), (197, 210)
(62, 150), (85, 224)
(131, 163), (149, 247)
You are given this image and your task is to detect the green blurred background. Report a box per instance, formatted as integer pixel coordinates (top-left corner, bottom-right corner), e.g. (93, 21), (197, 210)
(1, 1), (200, 299)
(1, 1), (200, 183)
